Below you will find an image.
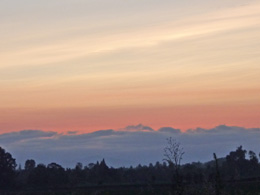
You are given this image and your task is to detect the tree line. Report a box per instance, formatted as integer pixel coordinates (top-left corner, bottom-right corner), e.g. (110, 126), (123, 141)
(1, 144), (260, 194)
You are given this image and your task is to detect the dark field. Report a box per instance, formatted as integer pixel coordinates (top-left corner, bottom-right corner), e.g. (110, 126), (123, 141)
(1, 180), (260, 195)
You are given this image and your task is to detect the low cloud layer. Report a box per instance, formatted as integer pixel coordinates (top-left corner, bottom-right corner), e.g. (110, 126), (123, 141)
(1, 124), (260, 168)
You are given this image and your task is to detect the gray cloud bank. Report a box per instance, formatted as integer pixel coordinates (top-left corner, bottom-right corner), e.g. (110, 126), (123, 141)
(0, 124), (260, 168)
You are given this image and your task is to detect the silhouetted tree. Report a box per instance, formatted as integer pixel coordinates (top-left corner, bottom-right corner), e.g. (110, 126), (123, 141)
(214, 153), (222, 195)
(0, 146), (17, 188)
(249, 150), (258, 164)
(47, 162), (68, 186)
(75, 162), (83, 170)
(69, 162), (86, 185)
(29, 164), (48, 187)
(163, 138), (184, 195)
(225, 146), (247, 179)
(96, 159), (109, 184)
(24, 159), (36, 171)
(248, 150), (259, 177)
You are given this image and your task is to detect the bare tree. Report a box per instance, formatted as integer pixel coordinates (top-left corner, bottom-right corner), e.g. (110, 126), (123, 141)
(164, 137), (184, 170)
(163, 137), (184, 195)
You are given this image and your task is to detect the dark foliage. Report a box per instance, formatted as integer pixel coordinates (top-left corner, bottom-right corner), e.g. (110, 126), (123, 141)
(0, 147), (16, 188)
(0, 145), (260, 194)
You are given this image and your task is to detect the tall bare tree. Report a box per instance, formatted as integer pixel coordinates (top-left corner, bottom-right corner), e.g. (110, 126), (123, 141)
(164, 137), (184, 195)
(164, 137), (184, 171)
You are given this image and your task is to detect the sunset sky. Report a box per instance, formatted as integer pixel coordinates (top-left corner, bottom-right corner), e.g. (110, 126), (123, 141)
(1, 0), (260, 133)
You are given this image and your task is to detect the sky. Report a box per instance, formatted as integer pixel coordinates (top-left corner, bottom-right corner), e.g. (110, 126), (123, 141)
(1, 0), (260, 133)
(1, 124), (260, 167)
(0, 0), (260, 166)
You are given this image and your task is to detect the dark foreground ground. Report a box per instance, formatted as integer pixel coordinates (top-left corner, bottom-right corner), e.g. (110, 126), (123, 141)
(1, 181), (260, 195)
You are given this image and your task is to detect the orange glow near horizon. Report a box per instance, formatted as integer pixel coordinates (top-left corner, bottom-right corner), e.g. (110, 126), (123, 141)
(1, 1), (260, 134)
(0, 104), (259, 134)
